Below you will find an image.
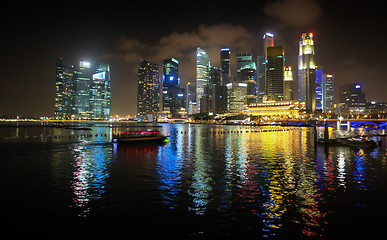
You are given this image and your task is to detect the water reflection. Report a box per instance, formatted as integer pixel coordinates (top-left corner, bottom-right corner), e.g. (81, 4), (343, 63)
(354, 148), (367, 191)
(70, 143), (112, 217)
(155, 125), (385, 238)
(3, 124), (386, 238)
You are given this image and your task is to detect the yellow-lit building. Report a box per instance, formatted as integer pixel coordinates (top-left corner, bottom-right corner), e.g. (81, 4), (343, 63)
(243, 101), (305, 119)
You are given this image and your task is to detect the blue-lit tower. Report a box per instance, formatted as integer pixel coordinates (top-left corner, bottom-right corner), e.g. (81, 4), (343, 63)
(315, 66), (323, 110)
(163, 58), (184, 117)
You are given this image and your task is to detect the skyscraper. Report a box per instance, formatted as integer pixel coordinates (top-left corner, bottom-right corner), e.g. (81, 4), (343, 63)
(339, 83), (366, 117)
(257, 33), (275, 102)
(236, 53), (254, 82)
(186, 82), (196, 115)
(298, 33), (316, 112)
(323, 74), (334, 113)
(284, 66), (293, 101)
(137, 59), (159, 122)
(89, 63), (111, 119)
(315, 66), (323, 110)
(263, 32), (274, 59)
(241, 68), (257, 105)
(227, 82), (247, 113)
(256, 55), (266, 102)
(74, 61), (92, 119)
(266, 46), (284, 101)
(55, 58), (110, 120)
(196, 47), (211, 113)
(220, 48), (231, 85)
(55, 58), (75, 119)
(163, 58), (183, 117)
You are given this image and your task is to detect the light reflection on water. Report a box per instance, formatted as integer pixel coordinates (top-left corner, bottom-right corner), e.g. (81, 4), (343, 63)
(70, 143), (112, 217)
(2, 124), (387, 238)
(154, 124), (387, 238)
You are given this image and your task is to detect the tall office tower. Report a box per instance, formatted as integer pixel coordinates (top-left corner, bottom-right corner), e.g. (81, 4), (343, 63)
(339, 83), (366, 117)
(220, 48), (231, 85)
(89, 63), (111, 119)
(186, 82), (196, 115)
(196, 47), (211, 113)
(209, 67), (227, 114)
(241, 68), (257, 105)
(266, 46), (284, 101)
(74, 61), (92, 119)
(226, 82), (247, 113)
(256, 55), (266, 102)
(162, 58), (183, 117)
(55, 58), (75, 119)
(263, 32), (274, 59)
(284, 66), (294, 101)
(236, 53), (254, 82)
(315, 66), (323, 110)
(137, 59), (160, 122)
(257, 33), (274, 102)
(298, 33), (316, 112)
(323, 74), (334, 113)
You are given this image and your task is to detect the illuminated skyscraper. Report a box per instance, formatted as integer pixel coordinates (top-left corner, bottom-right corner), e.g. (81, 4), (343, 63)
(186, 82), (196, 115)
(284, 66), (293, 101)
(266, 46), (284, 101)
(298, 33), (316, 112)
(263, 32), (274, 59)
(162, 58), (184, 117)
(220, 48), (231, 85)
(339, 83), (366, 117)
(55, 58), (75, 119)
(227, 82), (247, 113)
(137, 59), (159, 122)
(257, 33), (275, 102)
(236, 53), (254, 82)
(90, 63), (110, 119)
(74, 61), (92, 119)
(315, 66), (323, 110)
(196, 47), (211, 113)
(323, 74), (334, 113)
(241, 68), (257, 104)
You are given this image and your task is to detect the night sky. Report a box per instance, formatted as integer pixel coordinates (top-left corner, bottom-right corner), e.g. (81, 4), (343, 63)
(1, 1), (386, 117)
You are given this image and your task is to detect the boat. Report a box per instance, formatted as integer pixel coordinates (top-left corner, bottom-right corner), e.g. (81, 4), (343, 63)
(112, 126), (169, 143)
(337, 137), (377, 148)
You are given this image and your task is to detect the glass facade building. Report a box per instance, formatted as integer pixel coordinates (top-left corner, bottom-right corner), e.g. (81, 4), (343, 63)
(236, 53), (254, 82)
(55, 58), (111, 120)
(298, 33), (316, 112)
(220, 48), (231, 85)
(74, 61), (92, 119)
(90, 63), (111, 119)
(55, 58), (75, 119)
(196, 47), (211, 113)
(284, 66), (293, 101)
(339, 83), (366, 117)
(323, 74), (334, 113)
(162, 58), (184, 117)
(137, 59), (159, 122)
(266, 46), (284, 101)
(315, 67), (323, 110)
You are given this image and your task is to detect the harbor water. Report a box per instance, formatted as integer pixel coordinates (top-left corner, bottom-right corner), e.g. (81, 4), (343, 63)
(1, 123), (387, 238)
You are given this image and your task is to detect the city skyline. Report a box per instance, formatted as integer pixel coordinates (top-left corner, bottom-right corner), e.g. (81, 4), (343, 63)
(1, 1), (386, 117)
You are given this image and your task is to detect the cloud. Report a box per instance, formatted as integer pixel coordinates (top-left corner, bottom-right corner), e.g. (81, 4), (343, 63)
(264, 0), (323, 28)
(113, 23), (256, 80)
(106, 23), (257, 115)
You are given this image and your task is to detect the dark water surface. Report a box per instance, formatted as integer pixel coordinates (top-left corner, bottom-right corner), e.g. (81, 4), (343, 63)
(1, 124), (387, 238)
